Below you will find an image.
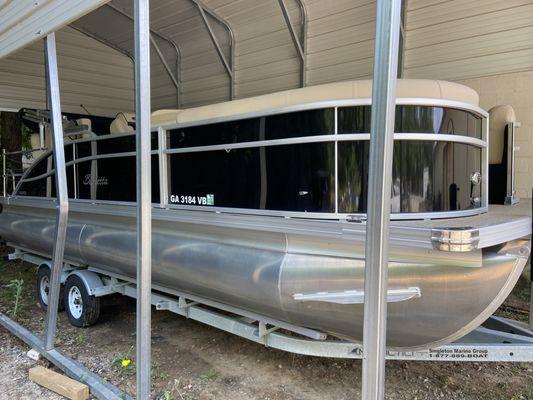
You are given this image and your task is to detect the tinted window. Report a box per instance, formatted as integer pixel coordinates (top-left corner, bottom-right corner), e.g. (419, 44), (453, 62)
(338, 106), (372, 134)
(169, 148), (261, 209)
(338, 141), (368, 213)
(17, 149), (75, 198)
(339, 141), (482, 213)
(264, 143), (335, 212)
(339, 106), (482, 138)
(169, 118), (261, 149)
(168, 109), (335, 149)
(168, 142), (335, 213)
(75, 134), (157, 159)
(264, 109), (334, 140)
(18, 142), (159, 203)
(76, 155), (159, 203)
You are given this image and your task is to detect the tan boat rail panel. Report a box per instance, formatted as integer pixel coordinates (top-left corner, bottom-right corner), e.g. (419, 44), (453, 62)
(150, 79), (480, 128)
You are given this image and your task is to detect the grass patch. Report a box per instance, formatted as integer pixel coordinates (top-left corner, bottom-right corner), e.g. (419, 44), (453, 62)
(0, 256), (37, 319)
(113, 346), (135, 377)
(199, 369), (218, 381)
(5, 278), (24, 319)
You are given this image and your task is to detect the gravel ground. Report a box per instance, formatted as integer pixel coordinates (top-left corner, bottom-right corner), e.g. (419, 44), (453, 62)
(0, 246), (532, 400)
(0, 333), (62, 400)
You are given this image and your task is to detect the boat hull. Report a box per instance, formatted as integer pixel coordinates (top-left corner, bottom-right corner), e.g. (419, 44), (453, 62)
(0, 201), (529, 350)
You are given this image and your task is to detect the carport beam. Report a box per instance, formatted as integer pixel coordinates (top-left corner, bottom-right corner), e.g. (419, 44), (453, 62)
(134, 0), (152, 399)
(195, 2), (234, 97)
(277, 0), (306, 86)
(43, 32), (70, 351)
(150, 34), (180, 91)
(106, 2), (183, 108)
(361, 0), (402, 399)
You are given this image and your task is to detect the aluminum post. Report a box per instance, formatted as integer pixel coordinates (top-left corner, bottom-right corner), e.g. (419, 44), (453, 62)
(43, 32), (69, 351)
(2, 148), (6, 197)
(361, 1), (402, 399)
(134, 0), (152, 398)
(158, 127), (169, 208)
(39, 122), (45, 149)
(530, 279), (532, 331)
(530, 191), (532, 331)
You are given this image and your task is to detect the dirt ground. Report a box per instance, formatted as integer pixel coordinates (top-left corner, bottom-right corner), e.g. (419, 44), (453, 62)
(0, 245), (532, 400)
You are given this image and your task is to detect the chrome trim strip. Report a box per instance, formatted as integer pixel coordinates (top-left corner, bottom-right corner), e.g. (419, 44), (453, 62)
(8, 194), (488, 221)
(483, 116), (489, 209)
(164, 134), (353, 154)
(163, 133), (484, 155)
(395, 133), (486, 148)
(395, 98), (488, 118)
(293, 287), (421, 304)
(158, 127), (169, 207)
(431, 228), (480, 252)
(334, 106), (339, 214)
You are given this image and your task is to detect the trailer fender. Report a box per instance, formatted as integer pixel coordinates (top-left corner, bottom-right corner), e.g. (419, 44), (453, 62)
(67, 270), (104, 296)
(38, 262), (70, 284)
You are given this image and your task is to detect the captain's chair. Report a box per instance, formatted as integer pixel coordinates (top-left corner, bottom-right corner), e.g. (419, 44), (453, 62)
(110, 112), (135, 134)
(488, 105), (519, 205)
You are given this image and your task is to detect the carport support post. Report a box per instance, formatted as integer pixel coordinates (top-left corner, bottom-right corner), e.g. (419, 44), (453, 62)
(43, 32), (69, 351)
(361, 0), (401, 399)
(134, 0), (152, 399)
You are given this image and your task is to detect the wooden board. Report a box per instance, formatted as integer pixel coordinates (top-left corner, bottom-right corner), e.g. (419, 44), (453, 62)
(29, 366), (89, 400)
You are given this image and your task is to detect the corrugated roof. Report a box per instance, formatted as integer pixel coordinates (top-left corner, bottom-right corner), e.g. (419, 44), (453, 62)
(2, 0), (533, 113)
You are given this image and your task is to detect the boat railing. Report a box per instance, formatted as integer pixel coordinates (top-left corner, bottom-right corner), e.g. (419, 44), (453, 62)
(2, 147), (48, 197)
(10, 100), (491, 220)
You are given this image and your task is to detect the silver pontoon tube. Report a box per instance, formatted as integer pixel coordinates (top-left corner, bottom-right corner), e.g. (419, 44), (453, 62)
(0, 204), (529, 350)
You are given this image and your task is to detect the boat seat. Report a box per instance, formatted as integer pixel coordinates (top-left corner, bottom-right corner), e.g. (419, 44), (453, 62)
(151, 109), (182, 127)
(110, 110), (183, 132)
(488, 105), (516, 205)
(110, 112), (135, 134)
(489, 105), (515, 165)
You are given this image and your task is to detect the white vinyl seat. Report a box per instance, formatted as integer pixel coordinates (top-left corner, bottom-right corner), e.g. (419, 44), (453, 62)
(110, 112), (135, 134)
(488, 105), (516, 165)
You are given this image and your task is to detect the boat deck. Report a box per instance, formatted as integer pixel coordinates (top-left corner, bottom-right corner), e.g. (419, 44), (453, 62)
(400, 199), (532, 228)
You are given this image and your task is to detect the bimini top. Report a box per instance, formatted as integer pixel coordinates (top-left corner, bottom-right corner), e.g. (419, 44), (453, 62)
(151, 79), (480, 127)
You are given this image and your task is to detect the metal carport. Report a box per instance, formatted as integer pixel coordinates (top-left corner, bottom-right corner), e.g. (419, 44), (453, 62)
(0, 0), (400, 398)
(0, 1), (531, 399)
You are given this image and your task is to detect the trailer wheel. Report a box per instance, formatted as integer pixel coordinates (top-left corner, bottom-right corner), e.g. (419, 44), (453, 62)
(63, 275), (100, 327)
(36, 265), (64, 311)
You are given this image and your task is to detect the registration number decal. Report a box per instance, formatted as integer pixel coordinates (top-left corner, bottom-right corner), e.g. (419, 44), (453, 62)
(170, 194), (214, 206)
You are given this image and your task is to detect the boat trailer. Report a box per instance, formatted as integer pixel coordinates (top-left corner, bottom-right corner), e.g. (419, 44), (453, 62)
(2, 245), (533, 363)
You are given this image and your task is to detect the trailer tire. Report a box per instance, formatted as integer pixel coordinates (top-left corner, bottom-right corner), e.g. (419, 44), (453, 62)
(37, 265), (64, 311)
(63, 275), (100, 328)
